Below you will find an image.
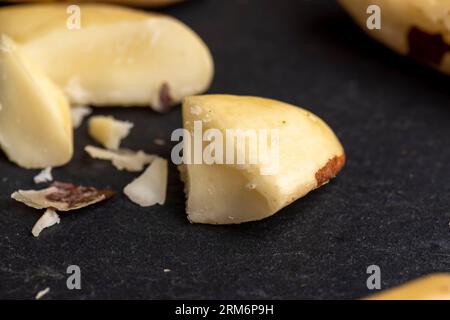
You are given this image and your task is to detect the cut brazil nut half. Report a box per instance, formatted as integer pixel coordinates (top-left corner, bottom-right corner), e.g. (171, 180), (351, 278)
(11, 181), (115, 211)
(179, 95), (345, 224)
(0, 35), (72, 169)
(0, 3), (214, 110)
(339, 0), (450, 74)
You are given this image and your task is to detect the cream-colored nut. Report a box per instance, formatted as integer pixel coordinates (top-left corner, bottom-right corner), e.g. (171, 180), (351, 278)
(180, 95), (345, 225)
(88, 116), (133, 150)
(0, 35), (72, 169)
(339, 0), (450, 74)
(0, 4), (214, 110)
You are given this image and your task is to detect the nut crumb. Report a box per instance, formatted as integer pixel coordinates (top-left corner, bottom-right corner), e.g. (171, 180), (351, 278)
(154, 138), (166, 146)
(163, 268), (171, 273)
(35, 287), (50, 300)
(85, 145), (155, 172)
(33, 167), (53, 184)
(32, 208), (60, 237)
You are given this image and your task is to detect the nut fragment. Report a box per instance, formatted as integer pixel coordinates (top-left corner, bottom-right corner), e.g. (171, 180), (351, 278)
(180, 95), (345, 224)
(88, 116), (133, 150)
(35, 287), (50, 300)
(33, 167), (53, 184)
(85, 145), (155, 172)
(0, 35), (72, 169)
(11, 181), (114, 211)
(0, 4), (214, 109)
(31, 208), (60, 237)
(124, 157), (168, 206)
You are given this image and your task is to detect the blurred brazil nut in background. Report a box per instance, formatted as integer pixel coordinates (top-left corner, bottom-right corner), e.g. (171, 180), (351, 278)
(339, 0), (450, 76)
(0, 3), (214, 111)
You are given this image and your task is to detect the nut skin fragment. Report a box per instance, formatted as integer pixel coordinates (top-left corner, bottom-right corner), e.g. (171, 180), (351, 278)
(45, 182), (115, 209)
(11, 181), (115, 211)
(315, 155), (346, 187)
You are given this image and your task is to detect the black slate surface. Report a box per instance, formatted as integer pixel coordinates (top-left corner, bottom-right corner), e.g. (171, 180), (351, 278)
(1, 0), (450, 300)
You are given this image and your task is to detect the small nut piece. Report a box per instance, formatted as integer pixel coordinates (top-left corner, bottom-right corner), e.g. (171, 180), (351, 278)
(0, 4), (214, 110)
(339, 0), (450, 74)
(124, 157), (168, 207)
(0, 35), (72, 169)
(33, 167), (53, 184)
(88, 116), (133, 150)
(31, 208), (60, 237)
(180, 95), (345, 224)
(84, 145), (155, 172)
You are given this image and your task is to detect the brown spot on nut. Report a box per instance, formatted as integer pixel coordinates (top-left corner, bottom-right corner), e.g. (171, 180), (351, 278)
(315, 154), (345, 187)
(46, 181), (114, 209)
(159, 82), (173, 112)
(408, 27), (450, 66)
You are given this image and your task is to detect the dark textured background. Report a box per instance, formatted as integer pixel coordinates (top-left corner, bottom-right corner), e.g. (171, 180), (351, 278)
(1, 0), (450, 300)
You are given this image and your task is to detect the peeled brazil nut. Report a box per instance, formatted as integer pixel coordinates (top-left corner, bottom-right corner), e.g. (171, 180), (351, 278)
(178, 95), (345, 224)
(0, 4), (214, 111)
(0, 35), (72, 169)
(339, 0), (450, 75)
